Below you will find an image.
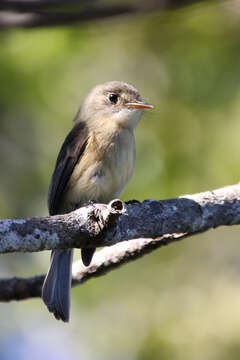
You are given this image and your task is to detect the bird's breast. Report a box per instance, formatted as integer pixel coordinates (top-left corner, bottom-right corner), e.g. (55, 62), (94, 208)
(65, 128), (136, 205)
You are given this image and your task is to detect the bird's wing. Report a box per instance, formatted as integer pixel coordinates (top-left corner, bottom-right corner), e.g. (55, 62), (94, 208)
(48, 121), (89, 216)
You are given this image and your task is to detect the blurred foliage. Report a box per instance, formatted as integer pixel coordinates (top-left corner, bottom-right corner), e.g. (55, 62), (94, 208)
(1, 1), (240, 359)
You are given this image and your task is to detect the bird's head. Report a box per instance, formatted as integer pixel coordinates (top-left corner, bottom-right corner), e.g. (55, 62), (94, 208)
(75, 81), (153, 130)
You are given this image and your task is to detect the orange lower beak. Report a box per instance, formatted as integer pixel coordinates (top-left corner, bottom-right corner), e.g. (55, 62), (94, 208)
(125, 102), (154, 109)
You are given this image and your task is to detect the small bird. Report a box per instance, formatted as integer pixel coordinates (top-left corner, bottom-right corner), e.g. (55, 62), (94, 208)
(42, 81), (153, 322)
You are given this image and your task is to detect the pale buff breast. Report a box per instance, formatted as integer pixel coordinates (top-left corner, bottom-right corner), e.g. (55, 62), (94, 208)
(62, 127), (136, 208)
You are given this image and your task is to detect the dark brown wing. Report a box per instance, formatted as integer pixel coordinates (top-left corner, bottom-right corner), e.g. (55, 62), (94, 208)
(48, 121), (89, 216)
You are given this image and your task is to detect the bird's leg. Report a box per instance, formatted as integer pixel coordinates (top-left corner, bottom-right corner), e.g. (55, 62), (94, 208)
(81, 200), (98, 266)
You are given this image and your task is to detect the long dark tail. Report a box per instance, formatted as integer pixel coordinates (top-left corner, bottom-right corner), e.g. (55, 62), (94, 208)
(42, 249), (73, 322)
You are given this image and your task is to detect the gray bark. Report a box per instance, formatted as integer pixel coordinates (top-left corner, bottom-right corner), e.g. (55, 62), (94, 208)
(0, 183), (240, 301)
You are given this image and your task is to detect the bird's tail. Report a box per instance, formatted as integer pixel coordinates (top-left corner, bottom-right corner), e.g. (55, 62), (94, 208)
(42, 249), (73, 322)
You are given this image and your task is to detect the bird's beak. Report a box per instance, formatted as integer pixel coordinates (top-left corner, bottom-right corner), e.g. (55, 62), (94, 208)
(125, 101), (154, 109)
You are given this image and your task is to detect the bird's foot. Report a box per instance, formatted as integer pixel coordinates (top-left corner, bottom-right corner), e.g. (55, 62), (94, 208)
(125, 199), (141, 205)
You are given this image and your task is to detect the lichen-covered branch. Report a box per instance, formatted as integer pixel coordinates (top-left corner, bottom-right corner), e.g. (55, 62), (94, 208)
(0, 183), (240, 301)
(1, 184), (240, 255)
(0, 199), (124, 253)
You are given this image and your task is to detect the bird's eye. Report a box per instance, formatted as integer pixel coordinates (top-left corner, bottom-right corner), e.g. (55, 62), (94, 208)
(109, 93), (119, 104)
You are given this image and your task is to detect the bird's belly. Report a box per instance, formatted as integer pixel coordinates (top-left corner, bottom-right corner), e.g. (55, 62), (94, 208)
(73, 158), (132, 203)
(90, 156), (132, 201)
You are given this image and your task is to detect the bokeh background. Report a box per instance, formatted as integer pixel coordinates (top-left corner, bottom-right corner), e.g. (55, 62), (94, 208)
(1, 0), (240, 359)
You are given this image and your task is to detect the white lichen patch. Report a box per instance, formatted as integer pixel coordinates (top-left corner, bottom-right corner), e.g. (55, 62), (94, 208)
(33, 228), (60, 246)
(0, 230), (21, 252)
(0, 220), (12, 233)
(24, 229), (60, 252)
(0, 219), (26, 234)
(12, 219), (26, 225)
(0, 223), (60, 253)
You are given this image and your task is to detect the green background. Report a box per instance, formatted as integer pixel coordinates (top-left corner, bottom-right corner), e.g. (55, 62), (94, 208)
(1, 1), (240, 359)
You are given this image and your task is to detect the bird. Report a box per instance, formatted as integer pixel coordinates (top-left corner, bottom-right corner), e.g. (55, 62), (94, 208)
(42, 81), (153, 322)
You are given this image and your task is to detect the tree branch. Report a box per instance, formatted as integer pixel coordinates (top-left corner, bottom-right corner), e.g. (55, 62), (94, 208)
(0, 0), (206, 29)
(0, 183), (240, 301)
(0, 199), (125, 253)
(0, 233), (187, 301)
